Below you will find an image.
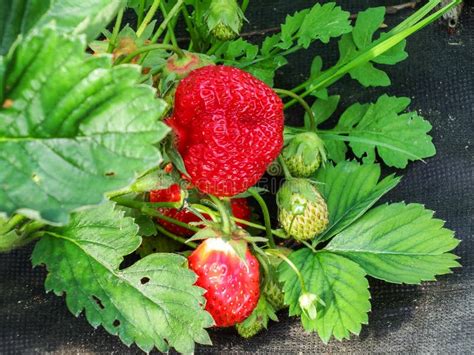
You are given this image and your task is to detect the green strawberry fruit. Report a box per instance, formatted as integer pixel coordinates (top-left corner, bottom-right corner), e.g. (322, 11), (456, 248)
(277, 179), (329, 241)
(263, 247), (291, 310)
(236, 296), (278, 338)
(282, 132), (326, 177)
(206, 0), (244, 41)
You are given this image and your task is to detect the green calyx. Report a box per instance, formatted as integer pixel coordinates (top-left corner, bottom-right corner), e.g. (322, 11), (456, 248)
(282, 132), (327, 178)
(206, 0), (244, 41)
(277, 179), (329, 241)
(163, 51), (214, 79)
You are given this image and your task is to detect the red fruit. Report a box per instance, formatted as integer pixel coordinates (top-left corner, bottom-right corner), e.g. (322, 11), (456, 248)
(167, 65), (284, 197)
(150, 185), (251, 236)
(188, 238), (260, 327)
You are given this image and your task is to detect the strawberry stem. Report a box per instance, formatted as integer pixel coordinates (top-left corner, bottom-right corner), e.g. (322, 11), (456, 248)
(155, 224), (197, 248)
(0, 214), (26, 235)
(248, 189), (276, 248)
(136, 0), (161, 38)
(136, 0), (146, 27)
(150, 0), (184, 44)
(112, 197), (200, 232)
(274, 88), (316, 131)
(159, 1), (179, 48)
(107, 7), (124, 53)
(278, 156), (293, 180)
(240, 0), (250, 12)
(209, 195), (232, 235)
(266, 248), (308, 294)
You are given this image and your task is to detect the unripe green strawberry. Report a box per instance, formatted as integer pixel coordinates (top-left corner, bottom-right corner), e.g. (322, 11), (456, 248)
(277, 179), (329, 241)
(236, 296), (277, 338)
(263, 247), (291, 310)
(282, 132), (326, 177)
(263, 280), (285, 310)
(206, 0), (244, 41)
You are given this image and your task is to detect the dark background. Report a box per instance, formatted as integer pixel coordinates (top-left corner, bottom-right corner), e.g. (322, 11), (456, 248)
(1, 1), (473, 353)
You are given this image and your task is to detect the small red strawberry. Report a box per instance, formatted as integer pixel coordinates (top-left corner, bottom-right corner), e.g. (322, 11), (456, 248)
(167, 65), (284, 197)
(150, 184), (251, 236)
(188, 237), (260, 327)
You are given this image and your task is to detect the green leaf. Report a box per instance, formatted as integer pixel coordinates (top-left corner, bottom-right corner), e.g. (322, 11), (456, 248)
(278, 9), (310, 50)
(32, 202), (213, 353)
(321, 95), (436, 168)
(217, 38), (258, 61)
(296, 3), (352, 48)
(0, 26), (169, 224)
(352, 7), (386, 49)
(305, 95), (340, 128)
(326, 203), (460, 284)
(279, 249), (370, 342)
(313, 161), (400, 243)
(349, 62), (391, 87)
(246, 55), (287, 86)
(336, 7), (408, 88)
(324, 140), (347, 163)
(0, 0), (124, 55)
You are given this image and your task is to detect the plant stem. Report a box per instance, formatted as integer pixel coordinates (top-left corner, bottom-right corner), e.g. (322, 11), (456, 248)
(248, 189), (275, 248)
(278, 156), (293, 180)
(20, 220), (45, 235)
(107, 7), (124, 53)
(113, 197), (200, 232)
(0, 214), (26, 234)
(137, 0), (161, 38)
(266, 248), (306, 292)
(160, 1), (179, 47)
(207, 42), (224, 56)
(274, 88), (316, 131)
(209, 195), (232, 235)
(181, 5), (198, 51)
(241, 0), (250, 12)
(116, 43), (184, 64)
(151, 0), (184, 43)
(191, 203), (285, 237)
(137, 0), (146, 27)
(155, 224), (197, 248)
(301, 240), (317, 253)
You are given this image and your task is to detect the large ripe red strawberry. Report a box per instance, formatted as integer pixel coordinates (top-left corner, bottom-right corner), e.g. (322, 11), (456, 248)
(167, 65), (284, 197)
(188, 238), (260, 327)
(150, 184), (251, 236)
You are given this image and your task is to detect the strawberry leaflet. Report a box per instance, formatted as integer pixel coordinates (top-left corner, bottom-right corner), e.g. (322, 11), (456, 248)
(31, 202), (214, 353)
(279, 249), (371, 343)
(314, 161), (400, 243)
(326, 203), (460, 284)
(0, 26), (169, 224)
(320, 95), (436, 168)
(0, 0), (124, 55)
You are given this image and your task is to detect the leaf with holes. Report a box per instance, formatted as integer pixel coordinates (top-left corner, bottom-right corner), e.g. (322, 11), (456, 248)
(326, 203), (460, 284)
(0, 26), (169, 224)
(279, 249), (371, 342)
(31, 202), (214, 353)
(313, 161), (400, 243)
(0, 0), (124, 55)
(320, 95), (436, 168)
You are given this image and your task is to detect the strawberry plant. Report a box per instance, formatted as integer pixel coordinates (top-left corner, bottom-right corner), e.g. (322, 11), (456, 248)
(0, 0), (462, 353)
